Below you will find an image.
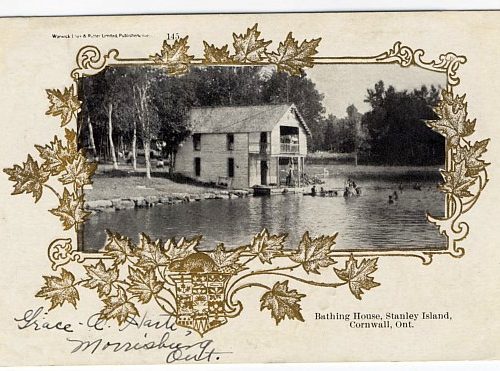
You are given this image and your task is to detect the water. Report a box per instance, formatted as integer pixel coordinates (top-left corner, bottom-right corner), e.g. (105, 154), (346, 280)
(82, 168), (447, 251)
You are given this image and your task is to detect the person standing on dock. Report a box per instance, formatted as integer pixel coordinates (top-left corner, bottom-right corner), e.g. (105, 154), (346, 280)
(286, 163), (293, 187)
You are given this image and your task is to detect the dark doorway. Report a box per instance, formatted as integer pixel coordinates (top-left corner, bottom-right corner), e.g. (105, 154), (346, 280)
(194, 157), (201, 177)
(228, 158), (235, 178)
(260, 160), (268, 185)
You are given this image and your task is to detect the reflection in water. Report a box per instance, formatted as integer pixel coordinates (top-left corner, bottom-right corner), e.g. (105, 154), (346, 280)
(82, 176), (446, 251)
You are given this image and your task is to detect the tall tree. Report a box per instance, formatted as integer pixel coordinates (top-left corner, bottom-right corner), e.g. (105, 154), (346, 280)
(362, 81), (443, 165)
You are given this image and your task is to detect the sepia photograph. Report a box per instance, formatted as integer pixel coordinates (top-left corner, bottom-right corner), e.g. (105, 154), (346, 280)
(78, 63), (447, 251)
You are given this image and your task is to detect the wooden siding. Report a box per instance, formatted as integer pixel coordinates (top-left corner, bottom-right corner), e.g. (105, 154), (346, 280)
(270, 108), (308, 155)
(176, 133), (249, 189)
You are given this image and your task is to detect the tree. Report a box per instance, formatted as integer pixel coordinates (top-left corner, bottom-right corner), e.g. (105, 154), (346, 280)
(361, 81), (443, 165)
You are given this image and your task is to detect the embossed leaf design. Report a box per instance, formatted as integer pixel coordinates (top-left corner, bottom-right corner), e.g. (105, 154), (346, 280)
(334, 255), (380, 300)
(3, 154), (50, 202)
(260, 280), (305, 325)
(35, 129), (83, 177)
(100, 287), (139, 325)
(127, 267), (164, 304)
(104, 230), (135, 265)
(269, 32), (321, 76)
(82, 260), (119, 298)
(454, 139), (490, 177)
(49, 188), (90, 230)
(45, 86), (81, 126)
(289, 231), (337, 274)
(426, 91), (475, 147)
(208, 243), (246, 274)
(35, 136), (65, 176)
(36, 268), (80, 310)
(232, 23), (272, 63)
(248, 228), (287, 264)
(135, 233), (171, 270)
(203, 41), (232, 63)
(149, 36), (194, 76)
(439, 160), (476, 198)
(164, 235), (202, 261)
(58, 152), (97, 189)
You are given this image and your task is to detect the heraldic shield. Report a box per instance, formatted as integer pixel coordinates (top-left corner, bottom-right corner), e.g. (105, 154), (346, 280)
(170, 273), (231, 335)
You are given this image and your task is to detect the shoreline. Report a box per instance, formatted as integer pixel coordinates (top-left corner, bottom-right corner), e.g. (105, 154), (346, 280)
(84, 189), (253, 213)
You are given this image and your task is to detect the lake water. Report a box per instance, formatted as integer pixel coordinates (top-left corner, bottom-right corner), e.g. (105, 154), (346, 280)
(82, 166), (447, 252)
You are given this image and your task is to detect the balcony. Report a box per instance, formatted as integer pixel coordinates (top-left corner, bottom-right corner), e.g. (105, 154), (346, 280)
(280, 143), (300, 154)
(249, 142), (270, 154)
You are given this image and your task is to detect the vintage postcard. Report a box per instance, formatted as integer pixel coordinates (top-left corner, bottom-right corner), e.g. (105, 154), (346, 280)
(0, 11), (499, 366)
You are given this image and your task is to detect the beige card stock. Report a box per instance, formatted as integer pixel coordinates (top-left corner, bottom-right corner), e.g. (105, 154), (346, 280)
(0, 11), (499, 366)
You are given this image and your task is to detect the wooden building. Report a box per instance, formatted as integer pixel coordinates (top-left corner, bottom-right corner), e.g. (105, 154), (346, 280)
(175, 103), (311, 189)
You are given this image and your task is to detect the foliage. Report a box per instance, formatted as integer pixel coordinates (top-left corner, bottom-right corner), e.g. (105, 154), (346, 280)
(149, 36), (194, 76)
(36, 268), (80, 310)
(3, 126), (96, 230)
(45, 86), (81, 127)
(35, 229), (380, 335)
(426, 91), (489, 199)
(260, 280), (305, 324)
(334, 256), (380, 300)
(202, 23), (321, 77)
(360, 81), (444, 165)
(269, 32), (321, 75)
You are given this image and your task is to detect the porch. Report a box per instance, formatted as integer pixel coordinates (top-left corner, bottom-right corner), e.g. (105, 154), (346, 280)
(248, 154), (305, 189)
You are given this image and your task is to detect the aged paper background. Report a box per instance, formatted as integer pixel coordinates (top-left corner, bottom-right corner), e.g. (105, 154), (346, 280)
(0, 11), (499, 366)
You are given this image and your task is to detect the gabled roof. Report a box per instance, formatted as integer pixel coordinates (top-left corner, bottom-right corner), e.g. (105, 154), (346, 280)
(187, 103), (311, 135)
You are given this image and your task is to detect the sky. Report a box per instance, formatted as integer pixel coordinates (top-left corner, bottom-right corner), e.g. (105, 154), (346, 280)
(306, 64), (446, 118)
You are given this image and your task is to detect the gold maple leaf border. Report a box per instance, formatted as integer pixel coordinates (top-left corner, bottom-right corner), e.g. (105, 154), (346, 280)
(1, 24), (491, 334)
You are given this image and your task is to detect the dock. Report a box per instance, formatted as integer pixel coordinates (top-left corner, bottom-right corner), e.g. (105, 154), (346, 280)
(252, 185), (305, 196)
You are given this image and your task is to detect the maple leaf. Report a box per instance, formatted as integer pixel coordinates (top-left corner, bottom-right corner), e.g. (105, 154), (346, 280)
(260, 280), (305, 325)
(127, 267), (164, 304)
(35, 129), (82, 177)
(36, 268), (80, 310)
(135, 233), (171, 270)
(100, 287), (139, 325)
(4, 154), (50, 202)
(208, 243), (246, 274)
(289, 231), (337, 274)
(149, 36), (194, 76)
(103, 230), (135, 265)
(49, 188), (90, 230)
(334, 255), (380, 300)
(248, 228), (287, 264)
(35, 136), (66, 175)
(58, 152), (97, 188)
(439, 160), (476, 198)
(454, 139), (490, 177)
(232, 24), (272, 63)
(45, 85), (81, 126)
(203, 41), (232, 63)
(269, 32), (321, 76)
(82, 260), (119, 298)
(426, 91), (475, 147)
(164, 235), (202, 261)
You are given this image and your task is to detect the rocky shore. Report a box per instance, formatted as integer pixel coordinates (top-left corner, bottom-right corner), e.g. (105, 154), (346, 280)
(84, 189), (253, 213)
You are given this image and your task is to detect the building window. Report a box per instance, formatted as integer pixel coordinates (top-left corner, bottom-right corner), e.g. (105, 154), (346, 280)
(193, 134), (201, 151)
(227, 133), (234, 151)
(228, 158), (235, 178)
(194, 157), (201, 177)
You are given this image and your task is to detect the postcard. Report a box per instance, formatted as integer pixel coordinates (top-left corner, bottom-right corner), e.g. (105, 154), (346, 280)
(0, 11), (499, 366)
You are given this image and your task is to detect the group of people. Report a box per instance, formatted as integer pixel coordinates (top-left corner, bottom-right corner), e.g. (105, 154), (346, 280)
(310, 177), (362, 198)
(387, 182), (423, 204)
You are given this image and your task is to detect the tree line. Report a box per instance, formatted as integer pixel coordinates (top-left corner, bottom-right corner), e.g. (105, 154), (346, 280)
(320, 81), (444, 165)
(78, 66), (444, 178)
